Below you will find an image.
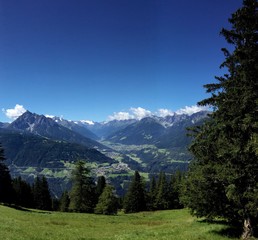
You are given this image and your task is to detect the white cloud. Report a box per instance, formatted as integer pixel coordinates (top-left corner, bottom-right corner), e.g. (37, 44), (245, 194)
(3, 104), (26, 120)
(130, 107), (152, 120)
(157, 109), (174, 117)
(176, 105), (209, 115)
(80, 120), (95, 125)
(45, 114), (55, 119)
(108, 111), (133, 121)
(108, 107), (152, 121)
(107, 105), (209, 121)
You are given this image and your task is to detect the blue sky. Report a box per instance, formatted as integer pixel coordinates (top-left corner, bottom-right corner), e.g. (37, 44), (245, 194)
(0, 0), (242, 122)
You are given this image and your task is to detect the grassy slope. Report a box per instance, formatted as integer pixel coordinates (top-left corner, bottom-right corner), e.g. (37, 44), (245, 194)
(0, 205), (242, 240)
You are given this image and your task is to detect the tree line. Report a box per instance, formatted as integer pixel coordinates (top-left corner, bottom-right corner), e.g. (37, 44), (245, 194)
(56, 162), (184, 214)
(0, 152), (183, 215)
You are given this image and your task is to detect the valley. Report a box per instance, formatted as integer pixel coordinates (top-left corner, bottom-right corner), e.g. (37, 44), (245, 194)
(0, 110), (209, 197)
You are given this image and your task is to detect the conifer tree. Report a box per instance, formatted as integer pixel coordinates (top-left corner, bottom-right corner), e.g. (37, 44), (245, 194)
(168, 171), (184, 209)
(69, 160), (96, 213)
(33, 176), (52, 210)
(147, 176), (157, 210)
(13, 176), (34, 208)
(154, 172), (169, 210)
(96, 176), (106, 199)
(94, 185), (118, 215)
(123, 171), (146, 213)
(0, 144), (14, 204)
(59, 190), (70, 212)
(183, 1), (258, 238)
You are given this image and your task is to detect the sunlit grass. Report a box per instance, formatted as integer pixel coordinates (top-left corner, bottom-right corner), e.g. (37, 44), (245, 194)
(0, 205), (241, 240)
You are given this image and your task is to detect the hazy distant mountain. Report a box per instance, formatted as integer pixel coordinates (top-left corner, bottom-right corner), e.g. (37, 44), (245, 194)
(156, 111), (209, 149)
(82, 119), (138, 138)
(0, 122), (9, 128)
(7, 111), (106, 150)
(105, 111), (209, 146)
(106, 117), (166, 145)
(52, 117), (99, 140)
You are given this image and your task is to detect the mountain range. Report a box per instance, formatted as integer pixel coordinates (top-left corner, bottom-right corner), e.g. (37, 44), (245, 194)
(0, 110), (209, 196)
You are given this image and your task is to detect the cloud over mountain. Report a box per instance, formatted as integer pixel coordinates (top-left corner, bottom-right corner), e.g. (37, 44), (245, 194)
(175, 105), (209, 115)
(157, 109), (174, 117)
(2, 104), (27, 120)
(107, 105), (209, 121)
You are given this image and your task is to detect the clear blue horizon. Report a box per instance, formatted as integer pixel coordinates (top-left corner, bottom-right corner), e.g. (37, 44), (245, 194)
(0, 0), (242, 122)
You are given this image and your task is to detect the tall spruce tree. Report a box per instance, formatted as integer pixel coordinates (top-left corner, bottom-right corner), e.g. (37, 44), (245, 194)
(13, 176), (34, 208)
(123, 171), (146, 213)
(147, 176), (157, 210)
(69, 160), (96, 213)
(96, 176), (106, 198)
(154, 172), (170, 210)
(59, 190), (70, 212)
(0, 144), (14, 204)
(183, 0), (258, 238)
(94, 185), (118, 215)
(32, 176), (52, 210)
(168, 171), (184, 209)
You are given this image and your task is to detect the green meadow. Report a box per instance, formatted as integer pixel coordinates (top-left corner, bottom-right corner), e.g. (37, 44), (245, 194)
(0, 205), (243, 240)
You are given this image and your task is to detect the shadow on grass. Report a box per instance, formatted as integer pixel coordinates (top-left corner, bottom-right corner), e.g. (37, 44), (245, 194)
(1, 203), (52, 214)
(211, 226), (242, 239)
(198, 219), (241, 239)
(199, 219), (258, 239)
(198, 218), (229, 225)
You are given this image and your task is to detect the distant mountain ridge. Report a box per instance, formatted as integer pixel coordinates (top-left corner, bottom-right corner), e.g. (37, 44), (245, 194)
(7, 111), (106, 150)
(94, 111), (209, 146)
(52, 116), (99, 140)
(53, 111), (209, 142)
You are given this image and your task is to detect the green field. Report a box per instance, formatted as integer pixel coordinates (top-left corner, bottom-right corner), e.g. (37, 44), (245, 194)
(0, 205), (243, 240)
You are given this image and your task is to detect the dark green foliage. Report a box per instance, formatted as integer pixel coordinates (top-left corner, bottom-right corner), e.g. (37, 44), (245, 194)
(154, 172), (170, 210)
(168, 171), (184, 209)
(32, 176), (52, 210)
(0, 144), (14, 204)
(69, 160), (96, 213)
(12, 176), (34, 208)
(51, 198), (60, 211)
(123, 171), (146, 213)
(96, 176), (106, 198)
(94, 185), (118, 215)
(59, 190), (70, 212)
(184, 0), (258, 237)
(147, 176), (157, 210)
(146, 172), (184, 211)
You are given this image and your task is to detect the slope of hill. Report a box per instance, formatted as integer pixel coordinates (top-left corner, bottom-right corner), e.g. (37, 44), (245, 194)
(0, 205), (236, 240)
(0, 128), (117, 196)
(106, 117), (166, 145)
